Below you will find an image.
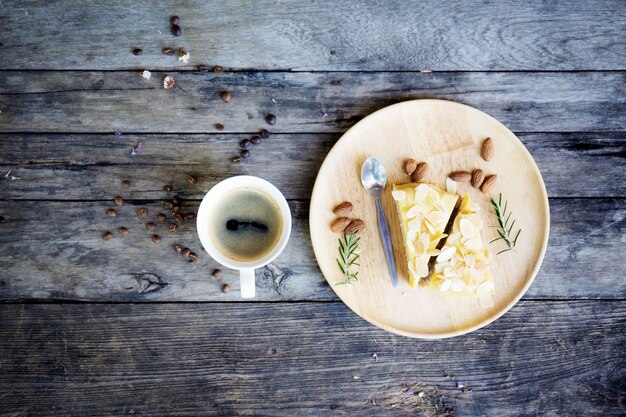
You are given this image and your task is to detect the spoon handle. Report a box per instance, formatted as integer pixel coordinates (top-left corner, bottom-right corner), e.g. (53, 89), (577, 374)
(374, 196), (399, 287)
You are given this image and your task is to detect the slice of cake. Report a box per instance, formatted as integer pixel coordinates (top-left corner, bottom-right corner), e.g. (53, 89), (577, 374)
(392, 183), (459, 288)
(429, 193), (495, 308)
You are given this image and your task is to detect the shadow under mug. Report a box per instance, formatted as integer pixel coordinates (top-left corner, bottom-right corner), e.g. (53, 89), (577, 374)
(196, 176), (292, 298)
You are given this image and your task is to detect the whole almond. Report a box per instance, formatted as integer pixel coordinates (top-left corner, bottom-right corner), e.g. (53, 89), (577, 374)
(333, 201), (353, 217)
(345, 219), (366, 234)
(331, 217), (352, 233)
(481, 137), (494, 161)
(449, 171), (472, 182)
(403, 159), (418, 175)
(471, 169), (485, 188)
(480, 174), (497, 193)
(411, 162), (428, 182)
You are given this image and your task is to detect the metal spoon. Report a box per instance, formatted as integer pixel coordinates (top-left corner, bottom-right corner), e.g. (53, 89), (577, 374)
(360, 157), (399, 287)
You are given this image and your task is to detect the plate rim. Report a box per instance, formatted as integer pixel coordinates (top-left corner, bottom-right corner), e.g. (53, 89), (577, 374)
(309, 98), (550, 339)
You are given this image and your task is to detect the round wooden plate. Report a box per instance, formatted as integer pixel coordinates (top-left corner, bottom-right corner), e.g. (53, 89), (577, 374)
(310, 99), (549, 339)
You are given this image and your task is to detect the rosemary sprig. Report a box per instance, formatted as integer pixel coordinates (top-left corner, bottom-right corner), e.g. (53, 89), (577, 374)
(489, 193), (521, 255)
(335, 232), (360, 285)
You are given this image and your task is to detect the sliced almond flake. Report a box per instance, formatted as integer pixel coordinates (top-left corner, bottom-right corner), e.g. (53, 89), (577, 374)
(443, 267), (454, 277)
(406, 205), (420, 219)
(468, 214), (484, 230)
(392, 190), (407, 201)
(426, 248), (441, 256)
(460, 218), (475, 238)
(440, 279), (452, 292)
(415, 257), (429, 277)
(436, 246), (456, 263)
(464, 253), (476, 268)
(428, 210), (446, 225)
(479, 295), (495, 309)
(434, 200), (447, 212)
(446, 177), (457, 194)
(424, 219), (436, 235)
(451, 278), (467, 292)
(407, 217), (421, 233)
(406, 239), (415, 254)
(464, 237), (482, 252)
(414, 184), (429, 200)
(476, 280), (495, 296)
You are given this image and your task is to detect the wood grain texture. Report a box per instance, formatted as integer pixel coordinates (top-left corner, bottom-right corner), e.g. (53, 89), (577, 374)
(1, 71), (624, 133)
(0, 302), (624, 416)
(1, 132), (624, 200)
(1, 0), (625, 71)
(0, 199), (624, 301)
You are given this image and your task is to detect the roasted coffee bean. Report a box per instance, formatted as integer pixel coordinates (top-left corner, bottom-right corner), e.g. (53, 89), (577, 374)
(172, 197), (179, 205)
(172, 206), (181, 213)
(214, 123), (224, 131)
(146, 221), (156, 231)
(188, 175), (198, 184)
(240, 149), (250, 158)
(175, 213), (184, 223)
(171, 25), (181, 36)
(163, 199), (174, 209)
(151, 234), (161, 244)
(188, 252), (198, 262)
(211, 268), (222, 278)
(198, 65), (210, 72)
(114, 195), (124, 206)
(240, 139), (251, 148)
(181, 247), (191, 257)
(132, 48), (142, 56)
(213, 65), (224, 73)
(250, 135), (261, 145)
(168, 223), (178, 233)
(231, 156), (241, 163)
(260, 129), (269, 139)
(184, 213), (195, 221)
(162, 47), (175, 56)
(265, 114), (277, 125)
(137, 207), (148, 219)
(118, 226), (129, 236)
(102, 231), (113, 240)
(157, 213), (166, 221)
(221, 283), (230, 294)
(163, 184), (172, 192)
(122, 179), (131, 188)
(174, 244), (183, 253)
(220, 91), (231, 103)
(170, 15), (179, 25)
(106, 208), (117, 217)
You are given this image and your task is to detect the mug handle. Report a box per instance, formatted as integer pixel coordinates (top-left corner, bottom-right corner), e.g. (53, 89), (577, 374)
(240, 268), (256, 298)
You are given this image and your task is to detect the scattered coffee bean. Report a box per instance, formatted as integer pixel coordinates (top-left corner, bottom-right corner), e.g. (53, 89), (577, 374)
(132, 48), (142, 56)
(106, 208), (117, 218)
(171, 24), (181, 36)
(152, 234), (161, 244)
(188, 175), (198, 184)
(220, 91), (231, 103)
(175, 213), (184, 223)
(265, 114), (277, 125)
(162, 47), (175, 56)
(168, 223), (178, 233)
(240, 149), (250, 158)
(157, 213), (166, 221)
(172, 197), (179, 205)
(102, 231), (113, 240)
(172, 205), (181, 213)
(198, 65), (210, 72)
(114, 195), (124, 206)
(122, 179), (131, 188)
(163, 184), (172, 192)
(170, 15), (179, 25)
(214, 123), (225, 131)
(174, 244), (183, 253)
(240, 139), (251, 148)
(163, 199), (174, 209)
(181, 247), (191, 258)
(146, 221), (156, 231)
(260, 129), (269, 139)
(211, 268), (222, 278)
(231, 156), (241, 163)
(221, 283), (230, 294)
(138, 207), (148, 219)
(118, 226), (129, 236)
(250, 135), (261, 145)
(188, 252), (198, 262)
(213, 65), (224, 73)
(184, 213), (195, 221)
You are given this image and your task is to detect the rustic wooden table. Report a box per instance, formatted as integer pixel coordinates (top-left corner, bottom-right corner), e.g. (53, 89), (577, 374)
(0, 1), (624, 416)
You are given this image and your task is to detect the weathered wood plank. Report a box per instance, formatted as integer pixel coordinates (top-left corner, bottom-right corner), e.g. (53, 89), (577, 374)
(0, 199), (623, 301)
(1, 71), (624, 133)
(1, 0), (625, 71)
(0, 132), (624, 200)
(0, 302), (624, 416)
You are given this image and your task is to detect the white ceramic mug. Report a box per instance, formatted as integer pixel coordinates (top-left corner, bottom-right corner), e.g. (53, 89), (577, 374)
(196, 176), (292, 298)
